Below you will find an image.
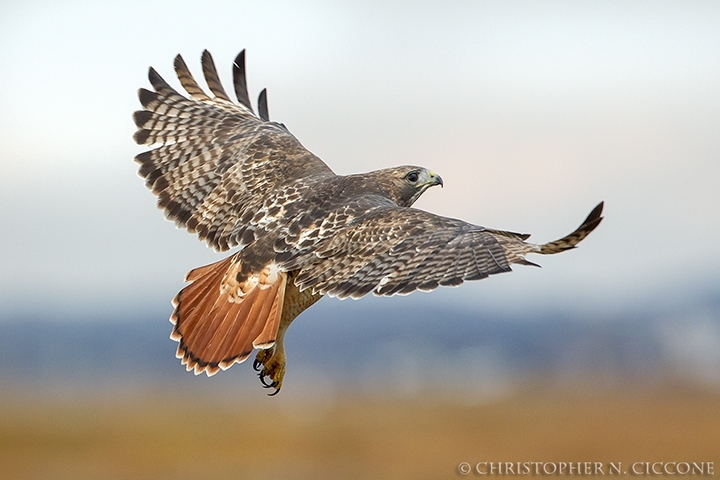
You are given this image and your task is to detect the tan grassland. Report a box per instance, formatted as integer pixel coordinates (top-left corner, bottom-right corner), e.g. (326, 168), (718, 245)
(1, 383), (718, 479)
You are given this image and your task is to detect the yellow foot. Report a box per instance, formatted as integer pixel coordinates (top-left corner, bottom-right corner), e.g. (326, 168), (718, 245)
(253, 347), (286, 396)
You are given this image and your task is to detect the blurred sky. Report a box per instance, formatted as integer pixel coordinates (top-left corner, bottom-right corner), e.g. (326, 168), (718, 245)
(1, 0), (719, 323)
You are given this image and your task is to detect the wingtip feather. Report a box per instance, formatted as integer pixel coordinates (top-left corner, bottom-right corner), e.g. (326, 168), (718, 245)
(138, 88), (157, 108)
(539, 201), (605, 254)
(258, 88), (269, 121)
(201, 49), (232, 102)
(232, 49), (254, 111)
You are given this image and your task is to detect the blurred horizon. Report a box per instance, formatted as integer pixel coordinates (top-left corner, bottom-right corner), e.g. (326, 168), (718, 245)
(3, 296), (720, 397)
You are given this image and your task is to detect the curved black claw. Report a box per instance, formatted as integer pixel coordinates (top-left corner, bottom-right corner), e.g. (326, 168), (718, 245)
(258, 372), (272, 387)
(260, 378), (280, 394)
(253, 348), (283, 396)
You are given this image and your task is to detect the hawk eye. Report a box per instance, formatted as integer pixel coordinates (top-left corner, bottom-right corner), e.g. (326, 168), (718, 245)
(406, 171), (419, 183)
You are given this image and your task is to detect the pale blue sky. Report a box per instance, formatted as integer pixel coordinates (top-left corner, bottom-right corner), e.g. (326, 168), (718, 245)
(1, 0), (719, 322)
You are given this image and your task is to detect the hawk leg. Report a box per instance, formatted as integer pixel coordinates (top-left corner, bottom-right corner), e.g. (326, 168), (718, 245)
(253, 325), (288, 396)
(253, 272), (322, 395)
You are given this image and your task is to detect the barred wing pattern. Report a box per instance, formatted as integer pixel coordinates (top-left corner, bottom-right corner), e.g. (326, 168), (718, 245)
(279, 202), (604, 300)
(133, 50), (335, 252)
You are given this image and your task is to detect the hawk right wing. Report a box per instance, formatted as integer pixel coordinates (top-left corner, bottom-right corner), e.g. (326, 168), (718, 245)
(133, 50), (336, 252)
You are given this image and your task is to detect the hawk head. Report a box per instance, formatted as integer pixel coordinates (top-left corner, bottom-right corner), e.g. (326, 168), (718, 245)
(385, 166), (444, 207)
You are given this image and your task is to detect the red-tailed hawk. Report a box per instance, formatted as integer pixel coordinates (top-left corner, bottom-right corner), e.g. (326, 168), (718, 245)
(133, 50), (603, 395)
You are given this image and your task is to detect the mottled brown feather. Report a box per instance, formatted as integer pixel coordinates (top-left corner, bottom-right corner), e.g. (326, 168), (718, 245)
(174, 54), (212, 102)
(201, 50), (232, 102)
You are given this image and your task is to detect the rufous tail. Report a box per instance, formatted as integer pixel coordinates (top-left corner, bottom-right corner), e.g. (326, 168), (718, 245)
(170, 254), (287, 376)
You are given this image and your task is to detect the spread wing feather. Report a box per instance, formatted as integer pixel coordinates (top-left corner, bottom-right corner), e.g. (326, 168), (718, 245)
(258, 89), (270, 121)
(280, 202), (603, 300)
(277, 207), (513, 299)
(133, 50), (335, 252)
(200, 49), (233, 103)
(232, 50), (254, 112)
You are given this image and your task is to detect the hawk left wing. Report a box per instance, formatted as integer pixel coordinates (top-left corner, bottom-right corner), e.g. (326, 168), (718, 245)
(278, 202), (604, 299)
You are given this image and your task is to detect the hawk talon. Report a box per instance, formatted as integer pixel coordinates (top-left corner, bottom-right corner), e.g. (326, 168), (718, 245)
(254, 347), (286, 394)
(253, 348), (273, 372)
(259, 373), (273, 387)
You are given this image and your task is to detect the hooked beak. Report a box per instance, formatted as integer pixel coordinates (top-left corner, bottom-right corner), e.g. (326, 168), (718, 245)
(427, 170), (443, 188)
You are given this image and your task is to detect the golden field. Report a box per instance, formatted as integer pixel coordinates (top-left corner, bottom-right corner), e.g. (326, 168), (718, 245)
(1, 383), (718, 479)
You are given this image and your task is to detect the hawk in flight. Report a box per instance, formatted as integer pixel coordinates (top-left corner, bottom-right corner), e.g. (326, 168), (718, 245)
(133, 50), (603, 395)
